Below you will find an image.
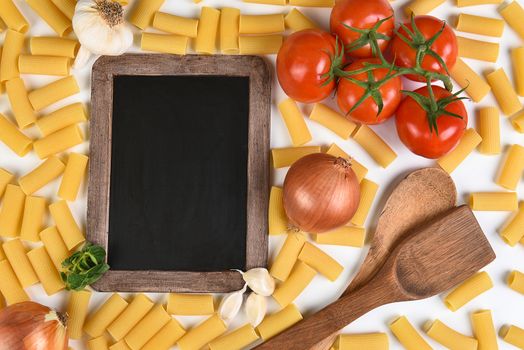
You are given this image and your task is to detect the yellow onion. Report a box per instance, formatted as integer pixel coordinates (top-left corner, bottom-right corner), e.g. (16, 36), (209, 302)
(283, 153), (360, 233)
(0, 301), (68, 350)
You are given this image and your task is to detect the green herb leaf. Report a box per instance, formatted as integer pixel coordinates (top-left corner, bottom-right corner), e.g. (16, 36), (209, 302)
(61, 242), (110, 291)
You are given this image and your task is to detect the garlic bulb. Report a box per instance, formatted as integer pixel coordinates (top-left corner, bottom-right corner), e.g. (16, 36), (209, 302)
(73, 0), (133, 56)
(237, 268), (275, 296)
(218, 284), (247, 322)
(245, 292), (267, 327)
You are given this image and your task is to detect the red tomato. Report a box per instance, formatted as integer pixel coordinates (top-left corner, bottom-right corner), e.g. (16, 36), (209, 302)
(330, 0), (394, 58)
(395, 86), (468, 159)
(277, 29), (342, 103)
(389, 16), (457, 82)
(337, 58), (402, 124)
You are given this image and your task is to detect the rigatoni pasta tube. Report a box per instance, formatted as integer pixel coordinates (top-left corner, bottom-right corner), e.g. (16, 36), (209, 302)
(140, 33), (188, 55)
(298, 242), (343, 281)
(18, 55), (71, 76)
(309, 103), (357, 139)
(0, 113), (32, 157)
(67, 290), (92, 340)
(6, 78), (37, 129)
(272, 146), (321, 168)
(36, 103), (87, 137)
(3, 238), (39, 287)
(512, 47), (524, 97)
(239, 35), (283, 55)
(0, 30), (24, 82)
(0, 184), (25, 237)
(84, 293), (129, 338)
(0, 0), (29, 33)
(499, 1), (524, 41)
(469, 192), (518, 211)
(220, 8), (240, 54)
(456, 14), (504, 37)
(28, 76), (80, 111)
(272, 260), (316, 307)
(338, 333), (389, 350)
(0, 259), (29, 305)
(500, 325), (524, 349)
(243, 0), (286, 5)
(239, 14), (285, 34)
(153, 12), (198, 37)
(351, 179), (379, 226)
(485, 68), (522, 116)
(450, 59), (491, 102)
(508, 270), (524, 294)
(59, 153), (88, 201)
(326, 144), (367, 182)
(209, 324), (260, 350)
(141, 318), (186, 350)
(125, 304), (171, 350)
(471, 310), (497, 350)
(278, 98), (312, 146)
(166, 293), (214, 315)
(477, 107), (500, 155)
(30, 37), (79, 58)
(404, 0), (445, 15)
(457, 37), (499, 63)
(511, 110), (524, 133)
(107, 294), (154, 341)
(312, 226), (366, 247)
(457, 0), (502, 6)
(177, 314), (227, 350)
(128, 0), (165, 29)
(33, 125), (84, 159)
(496, 144), (524, 190)
(195, 7), (220, 55)
(288, 0), (334, 6)
(444, 271), (493, 311)
(110, 340), (131, 350)
(389, 316), (432, 350)
(26, 0), (71, 36)
(270, 232), (306, 281)
(352, 125), (396, 168)
(40, 226), (69, 269)
(19, 156), (66, 195)
(87, 337), (109, 350)
(437, 128), (481, 173)
(20, 196), (46, 242)
(256, 304), (303, 341)
(268, 186), (288, 235)
(285, 9), (317, 32)
(0, 168), (13, 198)
(425, 319), (478, 350)
(49, 200), (85, 250)
(50, 0), (75, 20)
(27, 246), (65, 295)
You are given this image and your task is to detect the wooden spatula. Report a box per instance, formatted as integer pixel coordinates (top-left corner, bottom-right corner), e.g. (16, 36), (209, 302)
(255, 205), (495, 350)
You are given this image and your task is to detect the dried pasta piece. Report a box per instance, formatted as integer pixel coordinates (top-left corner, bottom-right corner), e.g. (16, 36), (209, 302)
(220, 8), (240, 54)
(243, 0), (286, 4)
(496, 144), (524, 190)
(469, 192), (518, 211)
(285, 9), (318, 32)
(471, 310), (497, 350)
(28, 76), (80, 112)
(33, 124), (84, 159)
(58, 153), (88, 201)
(209, 324), (260, 350)
(36, 103), (87, 137)
(272, 146), (321, 168)
(512, 47), (524, 97)
(404, 0), (445, 15)
(50, 0), (75, 20)
(312, 226), (366, 247)
(239, 14), (285, 34)
(268, 186), (288, 235)
(272, 260), (316, 307)
(288, 0), (334, 6)
(152, 12), (198, 37)
(350, 179), (378, 226)
(177, 314), (227, 350)
(444, 272), (493, 311)
(0, 259), (29, 305)
(278, 98), (312, 146)
(449, 59), (490, 102)
(18, 55), (71, 76)
(0, 168), (14, 199)
(239, 35), (283, 55)
(195, 7), (220, 55)
(3, 238), (39, 287)
(67, 290), (92, 340)
(298, 242), (343, 281)
(508, 270), (524, 294)
(500, 325), (524, 349)
(457, 36), (499, 62)
(87, 337), (109, 350)
(0, 0), (29, 33)
(0, 30), (24, 82)
(107, 294), (154, 341)
(5, 77), (37, 129)
(19, 156), (66, 195)
(485, 68), (522, 116)
(40, 226), (70, 269)
(309, 103), (356, 139)
(352, 125), (396, 168)
(128, 0), (165, 29)
(84, 294), (129, 338)
(0, 113), (33, 157)
(325, 144), (367, 182)
(26, 0), (71, 36)
(0, 184), (26, 237)
(270, 232), (306, 281)
(389, 316), (432, 350)
(166, 294), (214, 315)
(437, 128), (481, 173)
(457, 0), (502, 6)
(20, 196), (46, 242)
(425, 320), (478, 350)
(141, 318), (186, 350)
(109, 340), (131, 350)
(499, 1), (524, 41)
(456, 14), (504, 37)
(30, 37), (79, 58)
(49, 200), (85, 250)
(124, 304), (171, 350)
(140, 33), (188, 55)
(256, 304), (303, 341)
(338, 333), (389, 350)
(477, 107), (500, 155)
(27, 246), (65, 295)
(511, 110), (524, 133)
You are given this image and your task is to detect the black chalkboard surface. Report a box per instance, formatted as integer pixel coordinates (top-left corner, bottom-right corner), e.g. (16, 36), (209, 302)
(88, 54), (270, 292)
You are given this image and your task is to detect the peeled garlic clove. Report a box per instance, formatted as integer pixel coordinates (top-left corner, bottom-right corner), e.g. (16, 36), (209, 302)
(218, 284), (246, 322)
(245, 292), (267, 327)
(238, 268), (275, 296)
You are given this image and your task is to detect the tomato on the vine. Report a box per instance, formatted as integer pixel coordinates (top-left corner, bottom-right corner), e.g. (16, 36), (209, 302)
(276, 29), (343, 103)
(330, 0), (394, 58)
(389, 15), (457, 82)
(337, 58), (402, 124)
(395, 86), (468, 159)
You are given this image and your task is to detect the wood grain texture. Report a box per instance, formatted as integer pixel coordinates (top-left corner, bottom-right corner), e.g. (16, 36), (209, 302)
(88, 54), (271, 293)
(255, 206), (495, 350)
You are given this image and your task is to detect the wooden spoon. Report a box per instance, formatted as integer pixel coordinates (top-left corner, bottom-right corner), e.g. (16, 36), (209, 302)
(255, 205), (495, 350)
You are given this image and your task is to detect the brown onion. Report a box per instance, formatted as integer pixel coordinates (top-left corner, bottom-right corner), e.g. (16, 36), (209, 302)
(0, 301), (68, 350)
(283, 153), (360, 233)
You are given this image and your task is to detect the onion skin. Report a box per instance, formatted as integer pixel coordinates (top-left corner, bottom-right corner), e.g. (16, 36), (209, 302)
(283, 153), (361, 233)
(0, 302), (68, 350)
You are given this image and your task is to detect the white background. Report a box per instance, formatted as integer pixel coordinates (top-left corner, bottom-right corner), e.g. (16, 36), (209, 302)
(1, 0), (524, 349)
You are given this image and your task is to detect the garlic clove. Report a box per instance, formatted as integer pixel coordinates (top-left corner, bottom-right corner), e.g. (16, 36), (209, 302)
(245, 292), (267, 327)
(73, 46), (93, 69)
(218, 284), (247, 322)
(237, 268), (275, 297)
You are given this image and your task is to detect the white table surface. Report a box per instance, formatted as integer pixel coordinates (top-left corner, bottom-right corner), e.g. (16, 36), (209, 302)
(1, 0), (524, 349)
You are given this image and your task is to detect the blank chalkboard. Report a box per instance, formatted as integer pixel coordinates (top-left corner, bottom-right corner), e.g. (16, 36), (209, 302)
(88, 54), (271, 293)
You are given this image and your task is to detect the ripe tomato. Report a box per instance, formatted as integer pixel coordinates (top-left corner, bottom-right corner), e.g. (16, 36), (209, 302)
(277, 29), (342, 103)
(337, 58), (402, 124)
(330, 0), (394, 58)
(395, 86), (467, 159)
(389, 16), (457, 82)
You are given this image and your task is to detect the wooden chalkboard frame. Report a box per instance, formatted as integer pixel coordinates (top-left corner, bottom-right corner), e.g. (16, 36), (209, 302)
(88, 54), (271, 293)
